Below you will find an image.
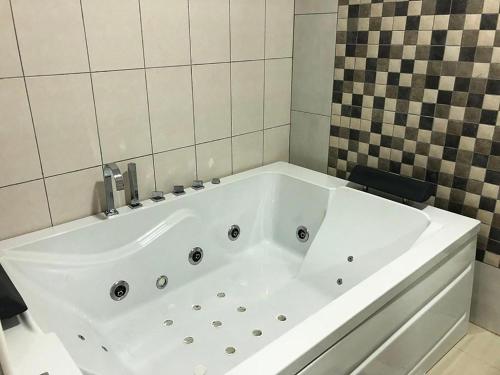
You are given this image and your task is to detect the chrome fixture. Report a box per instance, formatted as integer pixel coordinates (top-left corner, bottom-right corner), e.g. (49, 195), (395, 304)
(173, 185), (185, 196)
(192, 180), (204, 190)
(296, 226), (309, 242)
(189, 247), (203, 265)
(228, 225), (241, 241)
(103, 163), (124, 216)
(127, 163), (142, 209)
(110, 280), (129, 301)
(212, 178), (221, 184)
(151, 191), (165, 202)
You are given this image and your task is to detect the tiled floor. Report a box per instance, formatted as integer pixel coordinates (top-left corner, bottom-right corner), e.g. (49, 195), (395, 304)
(428, 323), (500, 375)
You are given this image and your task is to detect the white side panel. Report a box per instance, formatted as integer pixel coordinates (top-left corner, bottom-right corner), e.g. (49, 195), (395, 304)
(352, 265), (473, 374)
(298, 240), (475, 375)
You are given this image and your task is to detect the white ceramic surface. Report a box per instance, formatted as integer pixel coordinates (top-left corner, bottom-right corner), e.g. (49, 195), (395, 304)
(0, 163), (479, 375)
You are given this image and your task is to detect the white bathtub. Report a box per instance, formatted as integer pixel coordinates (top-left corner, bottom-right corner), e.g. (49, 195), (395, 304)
(0, 162), (479, 375)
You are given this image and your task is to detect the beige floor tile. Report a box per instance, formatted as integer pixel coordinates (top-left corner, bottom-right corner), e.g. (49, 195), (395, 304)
(455, 323), (500, 370)
(428, 347), (500, 375)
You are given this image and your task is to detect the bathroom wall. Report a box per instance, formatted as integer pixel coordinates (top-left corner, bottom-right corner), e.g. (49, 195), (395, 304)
(0, 0), (294, 240)
(328, 0), (500, 270)
(290, 1), (338, 173)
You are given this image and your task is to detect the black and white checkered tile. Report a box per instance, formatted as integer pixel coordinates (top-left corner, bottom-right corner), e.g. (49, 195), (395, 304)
(329, 0), (500, 267)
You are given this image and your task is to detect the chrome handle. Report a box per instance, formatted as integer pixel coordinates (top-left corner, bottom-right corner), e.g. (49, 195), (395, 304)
(151, 191), (165, 202)
(173, 185), (185, 196)
(192, 180), (204, 190)
(127, 163), (142, 209)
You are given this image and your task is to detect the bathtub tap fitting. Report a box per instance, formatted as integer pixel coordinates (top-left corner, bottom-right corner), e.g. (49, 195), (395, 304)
(103, 163), (125, 217)
(128, 162), (142, 209)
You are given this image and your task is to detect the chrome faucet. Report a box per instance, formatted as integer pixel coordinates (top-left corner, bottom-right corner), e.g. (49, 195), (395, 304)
(127, 162), (142, 208)
(103, 163), (124, 216)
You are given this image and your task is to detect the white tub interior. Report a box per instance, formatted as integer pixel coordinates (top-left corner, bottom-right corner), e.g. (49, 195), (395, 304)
(1, 172), (431, 375)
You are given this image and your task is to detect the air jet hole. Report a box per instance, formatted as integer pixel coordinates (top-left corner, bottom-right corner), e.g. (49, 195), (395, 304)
(184, 336), (194, 344)
(193, 304), (202, 311)
(78, 334), (85, 341)
(277, 315), (287, 321)
(164, 319), (173, 326)
(217, 292), (226, 298)
(212, 320), (222, 327)
(252, 329), (262, 336)
(101, 346), (108, 352)
(237, 306), (246, 312)
(225, 347), (236, 354)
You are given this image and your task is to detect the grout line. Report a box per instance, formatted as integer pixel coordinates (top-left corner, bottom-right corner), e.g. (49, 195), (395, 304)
(289, 0), (296, 163)
(263, 0), (267, 164)
(293, 109), (332, 118)
(187, 0), (199, 180)
(79, 0), (105, 170)
(229, 0), (234, 174)
(8, 0), (53, 226)
(0, 57), (294, 80)
(137, 0), (158, 191)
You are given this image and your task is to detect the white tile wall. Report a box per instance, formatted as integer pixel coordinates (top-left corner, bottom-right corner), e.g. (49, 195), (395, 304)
(0, 0), (294, 241)
(26, 74), (101, 176)
(11, 0), (89, 75)
(230, 0), (265, 61)
(264, 58), (293, 128)
(189, 0), (230, 64)
(140, 0), (191, 67)
(192, 63), (232, 143)
(0, 78), (42, 187)
(81, 0), (144, 71)
(92, 69), (151, 163)
(196, 138), (233, 180)
(289, 5), (338, 176)
(0, 0), (22, 78)
(146, 66), (194, 152)
(231, 60), (265, 135)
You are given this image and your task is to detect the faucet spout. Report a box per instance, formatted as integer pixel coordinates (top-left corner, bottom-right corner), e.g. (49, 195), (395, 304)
(103, 163), (124, 216)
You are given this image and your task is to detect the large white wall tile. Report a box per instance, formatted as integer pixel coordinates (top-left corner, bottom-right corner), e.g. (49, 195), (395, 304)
(140, 0), (191, 67)
(0, 78), (41, 187)
(27, 74), (101, 176)
(264, 125), (290, 164)
(11, 0), (88, 75)
(196, 138), (232, 181)
(230, 0), (265, 61)
(92, 70), (152, 163)
(295, 0), (338, 14)
(264, 58), (292, 128)
(82, 0), (144, 71)
(471, 261), (500, 335)
(265, 0), (294, 58)
(292, 13), (336, 116)
(147, 66), (194, 153)
(0, 0), (22, 78)
(232, 61), (264, 135)
(192, 63), (231, 143)
(290, 111), (330, 173)
(114, 155), (156, 206)
(189, 0), (230, 64)
(45, 167), (103, 225)
(233, 131), (263, 173)
(154, 147), (197, 193)
(0, 180), (51, 240)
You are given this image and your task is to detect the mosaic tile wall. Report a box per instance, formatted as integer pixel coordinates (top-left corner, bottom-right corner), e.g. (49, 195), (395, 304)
(328, 0), (500, 267)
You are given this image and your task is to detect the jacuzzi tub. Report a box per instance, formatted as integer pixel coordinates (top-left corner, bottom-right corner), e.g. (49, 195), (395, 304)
(0, 162), (479, 375)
